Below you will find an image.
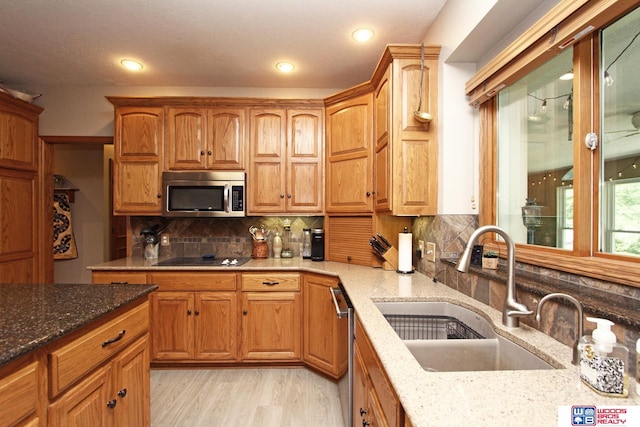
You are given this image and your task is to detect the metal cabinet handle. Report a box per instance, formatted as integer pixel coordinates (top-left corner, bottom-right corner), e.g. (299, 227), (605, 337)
(200, 150), (205, 155)
(330, 288), (348, 319)
(107, 399), (117, 409)
(287, 194), (292, 198)
(366, 192), (371, 197)
(207, 150), (212, 155)
(280, 194), (285, 198)
(243, 309), (248, 315)
(362, 420), (370, 427)
(194, 310), (200, 315)
(187, 309), (192, 315)
(359, 407), (367, 416)
(157, 194), (162, 198)
(110, 281), (128, 284)
(102, 330), (126, 347)
(262, 281), (279, 286)
(118, 388), (127, 398)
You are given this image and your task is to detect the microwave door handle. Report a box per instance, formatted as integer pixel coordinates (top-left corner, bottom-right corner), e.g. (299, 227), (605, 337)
(224, 184), (230, 213)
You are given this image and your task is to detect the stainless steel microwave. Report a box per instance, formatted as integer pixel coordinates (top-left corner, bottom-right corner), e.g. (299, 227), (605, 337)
(162, 171), (245, 217)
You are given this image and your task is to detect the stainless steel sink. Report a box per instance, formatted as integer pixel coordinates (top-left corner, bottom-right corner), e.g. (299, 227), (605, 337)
(374, 301), (555, 372)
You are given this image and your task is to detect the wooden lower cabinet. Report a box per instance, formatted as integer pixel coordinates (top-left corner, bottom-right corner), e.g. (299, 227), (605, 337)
(150, 291), (238, 361)
(241, 291), (301, 361)
(302, 273), (347, 379)
(49, 335), (149, 427)
(0, 358), (43, 426)
(355, 315), (404, 427)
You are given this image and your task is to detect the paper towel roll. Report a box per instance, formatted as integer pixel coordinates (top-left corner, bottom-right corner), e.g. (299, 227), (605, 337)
(397, 232), (413, 273)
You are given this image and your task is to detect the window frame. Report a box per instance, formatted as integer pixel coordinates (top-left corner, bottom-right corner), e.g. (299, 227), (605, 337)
(469, 0), (640, 288)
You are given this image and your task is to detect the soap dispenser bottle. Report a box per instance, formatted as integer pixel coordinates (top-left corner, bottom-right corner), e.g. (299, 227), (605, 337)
(578, 317), (629, 397)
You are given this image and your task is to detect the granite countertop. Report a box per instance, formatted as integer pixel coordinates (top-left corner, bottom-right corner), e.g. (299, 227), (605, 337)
(0, 283), (157, 367)
(90, 257), (640, 426)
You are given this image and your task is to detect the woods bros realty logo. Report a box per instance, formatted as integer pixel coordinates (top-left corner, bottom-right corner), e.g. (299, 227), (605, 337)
(559, 405), (640, 426)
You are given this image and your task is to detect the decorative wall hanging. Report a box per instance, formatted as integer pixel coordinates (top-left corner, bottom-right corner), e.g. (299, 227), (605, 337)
(53, 193), (78, 260)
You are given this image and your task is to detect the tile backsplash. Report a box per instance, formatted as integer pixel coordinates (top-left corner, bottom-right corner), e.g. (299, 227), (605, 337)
(131, 216), (324, 259)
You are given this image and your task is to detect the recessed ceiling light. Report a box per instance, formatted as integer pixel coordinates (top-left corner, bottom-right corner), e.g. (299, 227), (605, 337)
(559, 71), (574, 80)
(120, 59), (143, 71)
(352, 28), (374, 43)
(276, 62), (295, 73)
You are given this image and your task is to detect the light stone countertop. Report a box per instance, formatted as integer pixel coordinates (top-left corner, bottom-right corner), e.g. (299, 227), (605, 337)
(89, 257), (640, 426)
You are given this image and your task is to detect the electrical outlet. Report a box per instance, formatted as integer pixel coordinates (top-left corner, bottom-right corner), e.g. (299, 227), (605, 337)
(426, 242), (436, 262)
(418, 240), (425, 259)
(161, 234), (170, 246)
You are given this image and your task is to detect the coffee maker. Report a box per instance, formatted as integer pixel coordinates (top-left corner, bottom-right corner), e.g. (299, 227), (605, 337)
(140, 225), (159, 259)
(311, 228), (324, 261)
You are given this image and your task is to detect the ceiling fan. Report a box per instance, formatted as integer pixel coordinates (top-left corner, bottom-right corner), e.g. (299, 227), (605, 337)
(606, 111), (640, 140)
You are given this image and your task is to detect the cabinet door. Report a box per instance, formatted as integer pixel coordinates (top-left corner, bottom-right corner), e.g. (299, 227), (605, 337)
(286, 109), (324, 213)
(113, 107), (164, 215)
(207, 108), (245, 169)
(0, 169), (37, 283)
(374, 66), (392, 213)
(303, 274), (347, 378)
(113, 336), (150, 427)
(166, 108), (206, 170)
(194, 292), (238, 361)
(150, 292), (194, 360)
(325, 93), (374, 213)
(248, 109), (286, 213)
(48, 364), (112, 427)
(0, 99), (39, 171)
(241, 292), (301, 360)
(353, 344), (369, 427)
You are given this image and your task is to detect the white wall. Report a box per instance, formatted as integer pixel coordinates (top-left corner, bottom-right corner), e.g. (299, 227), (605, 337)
(53, 144), (105, 283)
(33, 86), (340, 136)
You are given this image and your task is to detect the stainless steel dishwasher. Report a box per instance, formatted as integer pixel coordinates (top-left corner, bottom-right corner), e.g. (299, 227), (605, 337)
(330, 283), (354, 427)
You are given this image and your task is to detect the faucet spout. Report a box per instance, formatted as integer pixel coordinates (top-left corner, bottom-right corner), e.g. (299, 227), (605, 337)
(535, 292), (583, 365)
(456, 225), (532, 328)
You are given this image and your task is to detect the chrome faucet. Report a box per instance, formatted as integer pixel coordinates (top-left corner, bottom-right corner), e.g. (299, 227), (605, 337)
(456, 225), (533, 328)
(535, 293), (583, 365)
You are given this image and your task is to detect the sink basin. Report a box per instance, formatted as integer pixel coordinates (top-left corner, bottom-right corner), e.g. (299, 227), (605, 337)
(374, 301), (555, 372)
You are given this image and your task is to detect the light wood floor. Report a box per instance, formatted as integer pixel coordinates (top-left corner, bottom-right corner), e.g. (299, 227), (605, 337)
(151, 368), (345, 427)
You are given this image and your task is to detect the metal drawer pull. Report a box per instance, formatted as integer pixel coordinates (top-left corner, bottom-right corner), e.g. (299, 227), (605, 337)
(118, 388), (127, 398)
(102, 330), (126, 347)
(330, 287), (348, 319)
(262, 281), (279, 286)
(107, 399), (117, 409)
(110, 281), (129, 284)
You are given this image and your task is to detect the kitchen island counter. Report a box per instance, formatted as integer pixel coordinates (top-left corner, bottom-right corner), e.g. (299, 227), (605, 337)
(89, 257), (640, 426)
(0, 282), (157, 367)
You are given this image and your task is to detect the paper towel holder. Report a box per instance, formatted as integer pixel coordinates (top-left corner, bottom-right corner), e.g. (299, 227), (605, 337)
(397, 227), (415, 274)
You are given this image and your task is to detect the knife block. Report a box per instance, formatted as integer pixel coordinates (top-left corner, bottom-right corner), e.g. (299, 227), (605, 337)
(380, 246), (398, 271)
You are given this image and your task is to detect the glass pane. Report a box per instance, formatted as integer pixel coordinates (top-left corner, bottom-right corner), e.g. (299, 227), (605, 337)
(496, 49), (574, 247)
(600, 6), (640, 258)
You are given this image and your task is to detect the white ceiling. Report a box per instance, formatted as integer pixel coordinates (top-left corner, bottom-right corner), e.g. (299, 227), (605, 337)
(0, 0), (446, 90)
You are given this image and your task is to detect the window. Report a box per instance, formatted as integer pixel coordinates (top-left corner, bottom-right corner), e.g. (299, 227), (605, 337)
(467, 1), (640, 286)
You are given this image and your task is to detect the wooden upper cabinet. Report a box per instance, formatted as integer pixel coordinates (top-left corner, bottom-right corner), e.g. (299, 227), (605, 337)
(372, 45), (440, 216)
(0, 93), (41, 172)
(112, 106), (164, 215)
(208, 108), (245, 169)
(286, 109), (323, 213)
(166, 107), (245, 170)
(248, 108), (323, 215)
(325, 92), (374, 213)
(166, 107), (205, 170)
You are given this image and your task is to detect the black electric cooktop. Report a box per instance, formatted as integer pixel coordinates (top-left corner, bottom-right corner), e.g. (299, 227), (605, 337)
(153, 255), (251, 267)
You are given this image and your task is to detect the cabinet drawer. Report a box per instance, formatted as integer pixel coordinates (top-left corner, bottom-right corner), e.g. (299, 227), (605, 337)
(148, 272), (237, 291)
(0, 361), (39, 426)
(241, 273), (300, 291)
(92, 271), (148, 285)
(49, 301), (149, 397)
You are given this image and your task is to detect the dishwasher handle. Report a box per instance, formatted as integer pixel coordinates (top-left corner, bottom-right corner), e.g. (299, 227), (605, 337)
(330, 287), (349, 319)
